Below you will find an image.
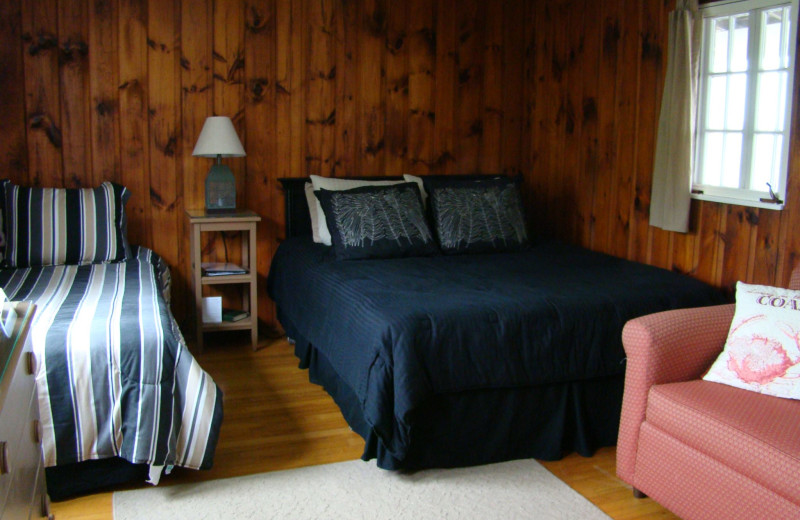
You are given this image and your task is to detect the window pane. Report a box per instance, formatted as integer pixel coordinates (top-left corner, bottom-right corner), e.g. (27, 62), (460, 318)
(707, 75), (727, 129)
(730, 14), (750, 72)
(711, 18), (730, 73)
(761, 8), (785, 70)
(773, 134), (784, 188)
(751, 134), (777, 189)
(722, 133), (742, 188)
(701, 132), (724, 185)
(783, 7), (792, 69)
(727, 73), (747, 130)
(756, 71), (788, 132)
(750, 134), (784, 191)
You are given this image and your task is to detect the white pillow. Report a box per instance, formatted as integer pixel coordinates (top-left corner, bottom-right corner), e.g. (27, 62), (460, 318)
(704, 282), (800, 400)
(304, 183), (321, 243)
(309, 175), (405, 245)
(403, 174), (427, 206)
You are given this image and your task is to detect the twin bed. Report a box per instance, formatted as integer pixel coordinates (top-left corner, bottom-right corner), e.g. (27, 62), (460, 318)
(0, 180), (222, 498)
(268, 176), (726, 470)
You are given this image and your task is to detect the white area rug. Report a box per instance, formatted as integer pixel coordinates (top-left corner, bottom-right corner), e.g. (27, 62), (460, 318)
(114, 458), (611, 520)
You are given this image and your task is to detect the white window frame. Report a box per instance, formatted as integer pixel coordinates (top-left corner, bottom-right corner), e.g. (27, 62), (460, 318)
(692, 0), (798, 210)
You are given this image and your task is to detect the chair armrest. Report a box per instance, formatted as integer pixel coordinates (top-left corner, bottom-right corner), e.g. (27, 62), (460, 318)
(790, 265), (800, 290)
(616, 303), (734, 485)
(622, 303), (735, 383)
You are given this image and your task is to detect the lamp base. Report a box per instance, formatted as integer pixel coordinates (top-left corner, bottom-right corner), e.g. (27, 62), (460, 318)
(205, 163), (237, 212)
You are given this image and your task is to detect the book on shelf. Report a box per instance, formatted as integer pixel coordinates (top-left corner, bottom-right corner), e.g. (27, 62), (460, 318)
(221, 309), (250, 322)
(201, 262), (248, 276)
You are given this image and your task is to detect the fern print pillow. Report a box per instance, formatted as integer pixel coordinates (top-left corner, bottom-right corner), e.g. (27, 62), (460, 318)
(309, 175), (407, 246)
(314, 183), (439, 260)
(703, 282), (800, 400)
(427, 177), (529, 254)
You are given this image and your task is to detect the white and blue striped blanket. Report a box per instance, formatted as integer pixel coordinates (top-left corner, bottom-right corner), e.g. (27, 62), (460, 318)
(0, 247), (222, 481)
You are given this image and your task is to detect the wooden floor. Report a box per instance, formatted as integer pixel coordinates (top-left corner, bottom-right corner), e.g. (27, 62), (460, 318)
(51, 334), (678, 520)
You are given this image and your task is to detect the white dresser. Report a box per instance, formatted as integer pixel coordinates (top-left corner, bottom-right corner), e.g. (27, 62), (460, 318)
(0, 302), (51, 519)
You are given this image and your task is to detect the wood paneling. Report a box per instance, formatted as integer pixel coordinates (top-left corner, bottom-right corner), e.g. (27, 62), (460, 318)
(406, 0), (436, 175)
(58, 0), (90, 188)
(22, 0), (62, 188)
(500, 0), (524, 180)
(148, 0), (185, 318)
(0, 2), (27, 182)
(4, 0), (800, 331)
(244, 0), (277, 334)
(576, 0), (601, 248)
(89, 0), (120, 187)
(119, 0), (152, 249)
(517, 0), (800, 292)
(433, 0), (456, 175)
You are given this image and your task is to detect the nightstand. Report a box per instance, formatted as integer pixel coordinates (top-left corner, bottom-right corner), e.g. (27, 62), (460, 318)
(187, 209), (261, 352)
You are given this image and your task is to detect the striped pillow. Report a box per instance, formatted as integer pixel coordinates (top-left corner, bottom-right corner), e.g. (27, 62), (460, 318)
(1, 180), (131, 267)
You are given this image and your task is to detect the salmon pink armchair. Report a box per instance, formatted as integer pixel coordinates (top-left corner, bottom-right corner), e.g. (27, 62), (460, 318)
(616, 269), (800, 520)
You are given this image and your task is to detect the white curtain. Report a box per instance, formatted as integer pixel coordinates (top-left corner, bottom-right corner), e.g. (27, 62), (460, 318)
(650, 0), (702, 233)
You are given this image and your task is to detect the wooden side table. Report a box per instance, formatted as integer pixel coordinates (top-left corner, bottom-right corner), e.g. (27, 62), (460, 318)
(187, 209), (261, 352)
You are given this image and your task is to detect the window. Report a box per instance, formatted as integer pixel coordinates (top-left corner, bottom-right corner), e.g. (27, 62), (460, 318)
(693, 0), (798, 209)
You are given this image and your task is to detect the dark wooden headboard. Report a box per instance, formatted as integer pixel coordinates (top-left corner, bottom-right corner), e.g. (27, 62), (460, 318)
(278, 174), (522, 239)
(278, 177), (312, 238)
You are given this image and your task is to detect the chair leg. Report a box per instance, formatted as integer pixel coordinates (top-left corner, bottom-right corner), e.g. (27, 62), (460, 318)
(633, 488), (647, 499)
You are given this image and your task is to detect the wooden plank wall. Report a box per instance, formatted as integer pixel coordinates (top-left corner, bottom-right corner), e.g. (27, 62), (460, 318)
(2, 0), (800, 332)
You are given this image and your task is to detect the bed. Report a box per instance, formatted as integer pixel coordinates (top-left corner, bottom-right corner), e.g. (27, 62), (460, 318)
(0, 180), (222, 498)
(267, 175), (727, 470)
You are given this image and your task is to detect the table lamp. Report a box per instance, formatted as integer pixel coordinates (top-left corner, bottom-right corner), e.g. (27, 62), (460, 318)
(192, 116), (246, 213)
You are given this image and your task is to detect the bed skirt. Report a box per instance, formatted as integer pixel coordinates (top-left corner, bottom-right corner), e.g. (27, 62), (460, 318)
(287, 318), (624, 470)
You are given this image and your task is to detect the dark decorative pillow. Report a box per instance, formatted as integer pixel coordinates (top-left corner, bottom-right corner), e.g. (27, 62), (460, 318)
(411, 174), (509, 205)
(1, 180), (131, 267)
(314, 183), (439, 260)
(426, 177), (529, 254)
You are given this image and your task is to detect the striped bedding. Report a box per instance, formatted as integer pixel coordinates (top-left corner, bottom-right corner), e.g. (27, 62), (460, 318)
(0, 246), (222, 482)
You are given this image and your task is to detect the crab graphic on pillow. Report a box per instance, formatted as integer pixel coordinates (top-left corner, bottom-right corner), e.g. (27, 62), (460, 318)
(704, 283), (800, 400)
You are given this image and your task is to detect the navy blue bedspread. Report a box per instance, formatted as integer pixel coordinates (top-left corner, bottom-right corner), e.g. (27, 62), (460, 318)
(267, 237), (726, 463)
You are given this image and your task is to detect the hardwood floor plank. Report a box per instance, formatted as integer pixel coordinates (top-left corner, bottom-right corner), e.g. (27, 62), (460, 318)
(51, 337), (676, 519)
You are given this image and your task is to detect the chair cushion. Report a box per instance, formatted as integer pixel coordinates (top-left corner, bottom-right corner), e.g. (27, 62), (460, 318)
(646, 380), (800, 503)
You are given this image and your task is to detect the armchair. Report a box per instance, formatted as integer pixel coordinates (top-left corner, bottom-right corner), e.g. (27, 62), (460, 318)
(617, 271), (800, 519)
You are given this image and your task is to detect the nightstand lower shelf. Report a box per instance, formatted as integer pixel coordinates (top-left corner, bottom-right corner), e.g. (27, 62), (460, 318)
(201, 319), (254, 332)
(201, 274), (251, 285)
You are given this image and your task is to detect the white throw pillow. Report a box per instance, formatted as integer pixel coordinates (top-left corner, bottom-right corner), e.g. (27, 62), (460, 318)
(304, 183), (321, 243)
(403, 174), (427, 206)
(704, 282), (800, 400)
(309, 175), (405, 245)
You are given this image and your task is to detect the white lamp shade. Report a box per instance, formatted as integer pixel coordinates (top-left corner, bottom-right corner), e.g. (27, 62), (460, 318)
(192, 116), (246, 158)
